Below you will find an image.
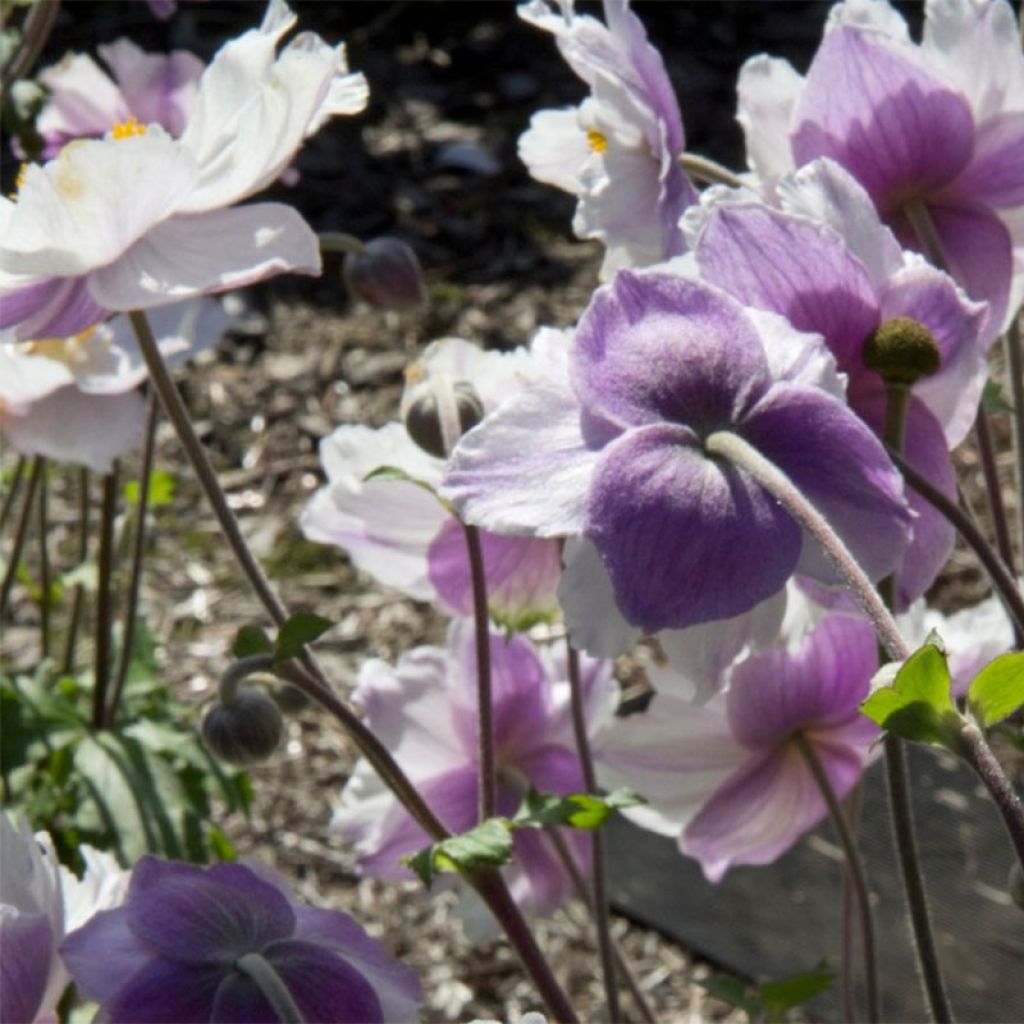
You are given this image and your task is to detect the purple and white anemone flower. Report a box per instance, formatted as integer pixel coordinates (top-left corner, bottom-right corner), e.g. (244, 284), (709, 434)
(597, 612), (879, 882)
(301, 336), (564, 628)
(686, 158), (989, 607)
(738, 0), (1024, 332)
(0, 0), (368, 342)
(0, 298), (229, 472)
(331, 620), (618, 927)
(17, 39), (204, 161)
(60, 856), (422, 1024)
(0, 814), (129, 1024)
(443, 271), (913, 643)
(517, 0), (697, 276)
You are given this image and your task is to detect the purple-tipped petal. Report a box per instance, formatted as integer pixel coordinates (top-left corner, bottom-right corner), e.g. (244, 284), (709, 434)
(1, 277), (105, 341)
(60, 907), (151, 1005)
(0, 914), (54, 1024)
(792, 27), (974, 208)
(945, 111), (1024, 209)
(585, 424), (801, 630)
(105, 959), (225, 1024)
(741, 382), (913, 586)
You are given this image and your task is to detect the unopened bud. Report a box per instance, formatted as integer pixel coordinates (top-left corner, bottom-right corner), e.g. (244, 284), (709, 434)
(344, 237), (426, 311)
(202, 687), (284, 766)
(864, 317), (941, 386)
(402, 375), (484, 459)
(1010, 862), (1024, 912)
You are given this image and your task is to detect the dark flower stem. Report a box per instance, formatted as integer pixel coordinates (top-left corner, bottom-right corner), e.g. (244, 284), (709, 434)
(106, 394), (159, 727)
(62, 468), (90, 675)
(37, 457), (51, 659)
(678, 152), (747, 191)
(0, 0), (60, 96)
(838, 784), (864, 1024)
(462, 523), (497, 821)
(127, 310), (578, 1023)
(0, 457), (43, 620)
(235, 953), (305, 1024)
(91, 466), (119, 730)
(566, 642), (620, 1023)
(794, 734), (879, 1023)
(1005, 317), (1024, 562)
(0, 456), (26, 533)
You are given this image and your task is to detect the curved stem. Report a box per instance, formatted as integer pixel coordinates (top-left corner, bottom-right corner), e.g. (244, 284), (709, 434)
(678, 152), (747, 191)
(235, 953), (305, 1024)
(107, 395), (159, 727)
(887, 446), (1024, 641)
(62, 467), (90, 675)
(37, 458), (50, 659)
(703, 431), (909, 660)
(91, 466), (119, 730)
(0, 456), (27, 533)
(0, 458), (42, 621)
(566, 643), (620, 1023)
(0, 0), (60, 97)
(317, 231), (366, 256)
(1005, 318), (1024, 562)
(794, 734), (879, 1023)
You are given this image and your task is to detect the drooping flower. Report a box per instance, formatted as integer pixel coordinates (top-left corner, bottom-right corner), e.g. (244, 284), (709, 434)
(597, 612), (879, 881)
(0, 814), (129, 1024)
(443, 271), (912, 640)
(301, 336), (564, 628)
(518, 0), (697, 275)
(0, 0), (368, 341)
(60, 856), (422, 1024)
(688, 158), (989, 606)
(0, 299), (228, 472)
(332, 620), (618, 924)
(738, 0), (1024, 331)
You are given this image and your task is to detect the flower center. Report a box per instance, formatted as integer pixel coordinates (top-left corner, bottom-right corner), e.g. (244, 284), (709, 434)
(586, 129), (608, 154)
(18, 324), (102, 367)
(110, 117), (147, 140)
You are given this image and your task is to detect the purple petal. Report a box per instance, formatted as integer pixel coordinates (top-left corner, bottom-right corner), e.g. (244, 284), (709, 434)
(0, 913), (54, 1024)
(573, 272), (771, 433)
(60, 907), (151, 1004)
(792, 27), (974, 208)
(696, 203), (880, 371)
(105, 959), (224, 1023)
(127, 858), (295, 966)
(1, 277), (106, 341)
(945, 112), (1024, 209)
(740, 382), (913, 586)
(585, 424), (801, 631)
(726, 614), (877, 750)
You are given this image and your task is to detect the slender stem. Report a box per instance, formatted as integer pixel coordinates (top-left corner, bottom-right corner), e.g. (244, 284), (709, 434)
(91, 466), (118, 730)
(839, 797), (858, 1024)
(0, 456), (26, 533)
(566, 643), (620, 1023)
(106, 395), (159, 727)
(61, 467), (90, 675)
(234, 953), (305, 1024)
(0, 457), (42, 620)
(317, 231), (366, 256)
(678, 152), (747, 191)
(703, 431), (909, 660)
(887, 446), (1024, 642)
(1005, 318), (1024, 562)
(36, 458), (50, 659)
(960, 721), (1024, 875)
(794, 734), (879, 1023)
(463, 523), (497, 821)
(0, 0), (61, 97)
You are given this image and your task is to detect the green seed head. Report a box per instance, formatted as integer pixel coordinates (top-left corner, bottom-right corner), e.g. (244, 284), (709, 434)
(863, 317), (941, 386)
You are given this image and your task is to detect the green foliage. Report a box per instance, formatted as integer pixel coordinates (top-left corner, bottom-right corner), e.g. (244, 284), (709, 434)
(860, 642), (967, 755)
(982, 378), (1015, 415)
(513, 786), (645, 830)
(700, 966), (835, 1022)
(967, 652), (1024, 728)
(124, 469), (176, 509)
(232, 625), (273, 659)
(274, 612), (333, 663)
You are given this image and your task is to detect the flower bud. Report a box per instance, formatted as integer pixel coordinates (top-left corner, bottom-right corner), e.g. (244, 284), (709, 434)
(343, 237), (426, 312)
(402, 375), (484, 459)
(1010, 862), (1024, 912)
(202, 687), (283, 766)
(863, 316), (941, 386)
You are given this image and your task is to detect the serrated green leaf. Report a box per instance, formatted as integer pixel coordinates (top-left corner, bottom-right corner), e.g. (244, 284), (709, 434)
(760, 967), (835, 1021)
(405, 818), (514, 887)
(233, 625), (273, 659)
(274, 613), (333, 663)
(861, 643), (967, 754)
(967, 652), (1024, 728)
(513, 787), (646, 830)
(124, 469), (175, 509)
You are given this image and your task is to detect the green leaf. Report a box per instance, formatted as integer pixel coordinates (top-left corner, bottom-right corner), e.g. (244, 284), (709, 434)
(124, 469), (175, 509)
(233, 625), (273, 659)
(206, 825), (238, 862)
(967, 652), (1024, 728)
(405, 818), (514, 887)
(982, 378), (1015, 415)
(698, 975), (762, 1017)
(513, 787), (646, 831)
(860, 643), (967, 754)
(274, 613), (333, 663)
(759, 967), (835, 1021)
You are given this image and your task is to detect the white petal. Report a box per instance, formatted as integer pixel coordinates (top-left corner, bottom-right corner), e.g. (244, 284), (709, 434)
(826, 0), (912, 41)
(518, 107), (591, 193)
(0, 344), (74, 407)
(743, 306), (845, 398)
(736, 55), (803, 184)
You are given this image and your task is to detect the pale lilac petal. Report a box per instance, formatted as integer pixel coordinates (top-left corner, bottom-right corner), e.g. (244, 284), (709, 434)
(505, 824), (577, 917)
(88, 204), (320, 311)
(0, 914), (54, 1024)
(792, 27), (974, 208)
(442, 384), (599, 537)
(736, 55), (802, 183)
(741, 382), (913, 586)
(585, 424), (801, 631)
(946, 112), (1024, 209)
(826, 0), (912, 41)
(36, 52), (130, 145)
(518, 107), (591, 193)
(0, 346), (74, 407)
(743, 307), (844, 398)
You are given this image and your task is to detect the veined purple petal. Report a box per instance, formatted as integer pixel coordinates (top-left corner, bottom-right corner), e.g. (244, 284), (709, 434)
(696, 203), (880, 371)
(1, 277), (105, 341)
(60, 907), (151, 1004)
(945, 111), (1024, 209)
(104, 959), (225, 1023)
(573, 272), (772, 433)
(792, 27), (974, 210)
(585, 424), (801, 631)
(741, 382), (913, 586)
(726, 614), (877, 750)
(0, 913), (54, 1024)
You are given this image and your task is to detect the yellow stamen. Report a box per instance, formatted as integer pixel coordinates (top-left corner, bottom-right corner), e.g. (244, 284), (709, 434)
(586, 129), (608, 154)
(9, 162), (29, 200)
(20, 325), (101, 365)
(111, 117), (147, 140)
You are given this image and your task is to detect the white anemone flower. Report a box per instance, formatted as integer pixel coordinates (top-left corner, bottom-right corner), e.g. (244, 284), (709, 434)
(0, 0), (368, 341)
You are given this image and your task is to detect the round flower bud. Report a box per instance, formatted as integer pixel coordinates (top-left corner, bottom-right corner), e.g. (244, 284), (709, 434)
(1010, 862), (1024, 913)
(343, 237), (427, 312)
(202, 687), (284, 766)
(403, 376), (484, 459)
(863, 316), (941, 386)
